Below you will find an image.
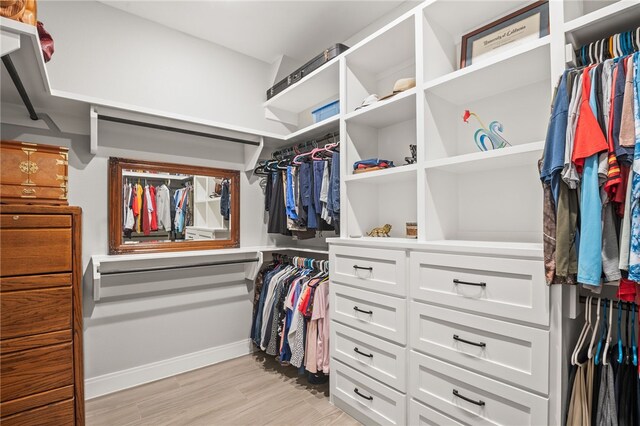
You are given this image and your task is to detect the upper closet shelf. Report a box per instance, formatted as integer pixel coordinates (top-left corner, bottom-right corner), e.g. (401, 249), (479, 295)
(122, 171), (193, 181)
(344, 88), (416, 128)
(425, 141), (544, 173)
(284, 115), (340, 145)
(263, 59), (340, 114)
(424, 36), (551, 105)
(564, 1), (640, 46)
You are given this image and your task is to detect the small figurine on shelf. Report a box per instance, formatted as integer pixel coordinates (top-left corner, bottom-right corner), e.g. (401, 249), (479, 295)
(367, 224), (392, 237)
(404, 144), (417, 165)
(462, 110), (511, 152)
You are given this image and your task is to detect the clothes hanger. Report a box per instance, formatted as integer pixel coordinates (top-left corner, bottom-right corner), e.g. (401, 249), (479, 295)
(595, 299), (609, 365)
(618, 300), (624, 364)
(588, 298), (602, 359)
(631, 303), (638, 366)
(625, 302), (631, 365)
(603, 299), (614, 366)
(572, 296), (592, 365)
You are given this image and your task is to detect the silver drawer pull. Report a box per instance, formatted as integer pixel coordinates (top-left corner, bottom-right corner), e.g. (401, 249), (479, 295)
(353, 306), (373, 315)
(354, 347), (373, 358)
(453, 334), (486, 348)
(453, 278), (486, 288)
(354, 388), (373, 401)
(453, 389), (485, 407)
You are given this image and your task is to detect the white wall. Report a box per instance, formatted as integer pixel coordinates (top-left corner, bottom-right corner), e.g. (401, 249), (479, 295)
(38, 0), (287, 134)
(0, 119), (284, 397)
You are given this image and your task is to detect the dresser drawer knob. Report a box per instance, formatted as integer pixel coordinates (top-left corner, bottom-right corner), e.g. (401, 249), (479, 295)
(353, 306), (373, 315)
(453, 389), (485, 407)
(354, 347), (374, 358)
(453, 334), (486, 348)
(453, 278), (486, 287)
(12, 216), (19, 220)
(354, 388), (373, 401)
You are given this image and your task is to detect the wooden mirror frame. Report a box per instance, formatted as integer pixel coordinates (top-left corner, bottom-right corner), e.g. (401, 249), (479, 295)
(108, 157), (240, 255)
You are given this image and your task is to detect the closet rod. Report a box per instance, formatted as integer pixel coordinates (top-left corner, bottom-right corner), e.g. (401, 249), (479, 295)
(98, 257), (260, 276)
(579, 296), (638, 312)
(98, 115), (261, 146)
(2, 54), (38, 120)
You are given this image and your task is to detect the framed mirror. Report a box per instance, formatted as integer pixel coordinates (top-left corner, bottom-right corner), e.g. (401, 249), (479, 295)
(108, 158), (240, 254)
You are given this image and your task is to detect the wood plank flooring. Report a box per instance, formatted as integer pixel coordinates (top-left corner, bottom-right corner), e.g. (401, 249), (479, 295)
(86, 354), (360, 426)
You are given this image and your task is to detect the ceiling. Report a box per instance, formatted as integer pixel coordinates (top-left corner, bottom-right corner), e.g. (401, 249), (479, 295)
(98, 1), (411, 64)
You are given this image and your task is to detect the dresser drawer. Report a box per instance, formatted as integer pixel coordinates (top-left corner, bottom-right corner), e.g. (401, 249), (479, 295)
(1, 343), (74, 402)
(410, 302), (549, 394)
(0, 273), (72, 292)
(332, 360), (406, 426)
(410, 251), (549, 325)
(410, 351), (548, 425)
(1, 397), (74, 426)
(409, 399), (464, 426)
(0, 228), (72, 277)
(1, 385), (74, 418)
(1, 184), (67, 204)
(332, 322), (406, 392)
(1, 287), (72, 340)
(331, 283), (406, 345)
(330, 245), (406, 296)
(1, 214), (71, 228)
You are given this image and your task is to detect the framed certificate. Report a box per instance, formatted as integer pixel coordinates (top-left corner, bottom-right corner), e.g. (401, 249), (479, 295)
(460, 1), (549, 68)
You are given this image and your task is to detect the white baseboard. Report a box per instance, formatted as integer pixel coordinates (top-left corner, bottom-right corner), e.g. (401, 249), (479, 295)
(85, 339), (254, 400)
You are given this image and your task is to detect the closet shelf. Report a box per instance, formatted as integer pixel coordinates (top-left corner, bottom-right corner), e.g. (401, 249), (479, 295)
(263, 59), (340, 114)
(344, 88), (416, 128)
(424, 141), (544, 174)
(423, 36), (551, 105)
(564, 1), (640, 47)
(285, 115), (340, 145)
(345, 164), (418, 184)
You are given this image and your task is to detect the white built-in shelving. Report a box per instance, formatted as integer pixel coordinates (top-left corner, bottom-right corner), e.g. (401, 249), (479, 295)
(122, 171), (192, 181)
(344, 163), (418, 184)
(564, 0), (640, 46)
(344, 88), (416, 128)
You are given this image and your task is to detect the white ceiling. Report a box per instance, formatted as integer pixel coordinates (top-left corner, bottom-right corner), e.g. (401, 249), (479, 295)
(98, 1), (411, 64)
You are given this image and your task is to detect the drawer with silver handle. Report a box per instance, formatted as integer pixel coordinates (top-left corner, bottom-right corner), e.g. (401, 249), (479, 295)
(410, 302), (549, 394)
(331, 283), (406, 344)
(332, 321), (407, 392)
(410, 251), (549, 325)
(330, 245), (406, 296)
(332, 360), (406, 426)
(410, 351), (548, 426)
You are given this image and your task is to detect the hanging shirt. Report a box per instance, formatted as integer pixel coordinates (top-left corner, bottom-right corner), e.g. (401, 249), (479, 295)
(155, 184), (171, 232)
(124, 184), (135, 230)
(576, 67), (607, 286)
(627, 53), (640, 281)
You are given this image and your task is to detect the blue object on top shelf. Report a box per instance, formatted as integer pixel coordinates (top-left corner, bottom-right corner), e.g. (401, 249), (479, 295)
(311, 100), (340, 123)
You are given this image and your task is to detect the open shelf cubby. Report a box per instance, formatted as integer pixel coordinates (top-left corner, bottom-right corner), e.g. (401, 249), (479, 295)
(344, 15), (416, 114)
(424, 77), (551, 162)
(422, 0), (540, 82)
(425, 164), (542, 244)
(346, 177), (417, 239)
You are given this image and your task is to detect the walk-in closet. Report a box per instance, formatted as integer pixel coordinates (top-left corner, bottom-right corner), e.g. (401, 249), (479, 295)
(1, 1), (639, 425)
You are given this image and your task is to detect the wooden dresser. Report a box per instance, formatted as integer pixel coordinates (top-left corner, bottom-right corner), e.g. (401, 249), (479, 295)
(0, 205), (84, 425)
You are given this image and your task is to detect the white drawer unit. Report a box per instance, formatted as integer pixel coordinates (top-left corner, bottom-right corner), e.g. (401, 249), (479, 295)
(410, 251), (549, 325)
(410, 302), (550, 394)
(332, 360), (406, 426)
(409, 399), (464, 426)
(331, 283), (406, 344)
(330, 245), (407, 296)
(410, 351), (548, 426)
(332, 321), (407, 392)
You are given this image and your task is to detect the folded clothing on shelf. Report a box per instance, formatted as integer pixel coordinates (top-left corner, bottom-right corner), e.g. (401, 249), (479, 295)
(353, 158), (395, 173)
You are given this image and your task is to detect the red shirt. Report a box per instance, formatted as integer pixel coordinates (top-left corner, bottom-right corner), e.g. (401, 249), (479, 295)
(572, 67), (608, 172)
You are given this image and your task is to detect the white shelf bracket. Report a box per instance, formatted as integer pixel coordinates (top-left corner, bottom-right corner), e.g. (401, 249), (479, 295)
(1, 29), (20, 57)
(264, 106), (298, 127)
(565, 43), (577, 68)
(244, 136), (264, 172)
(90, 105), (98, 154)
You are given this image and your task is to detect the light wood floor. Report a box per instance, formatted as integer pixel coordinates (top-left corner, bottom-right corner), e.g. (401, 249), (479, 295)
(86, 353), (360, 426)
